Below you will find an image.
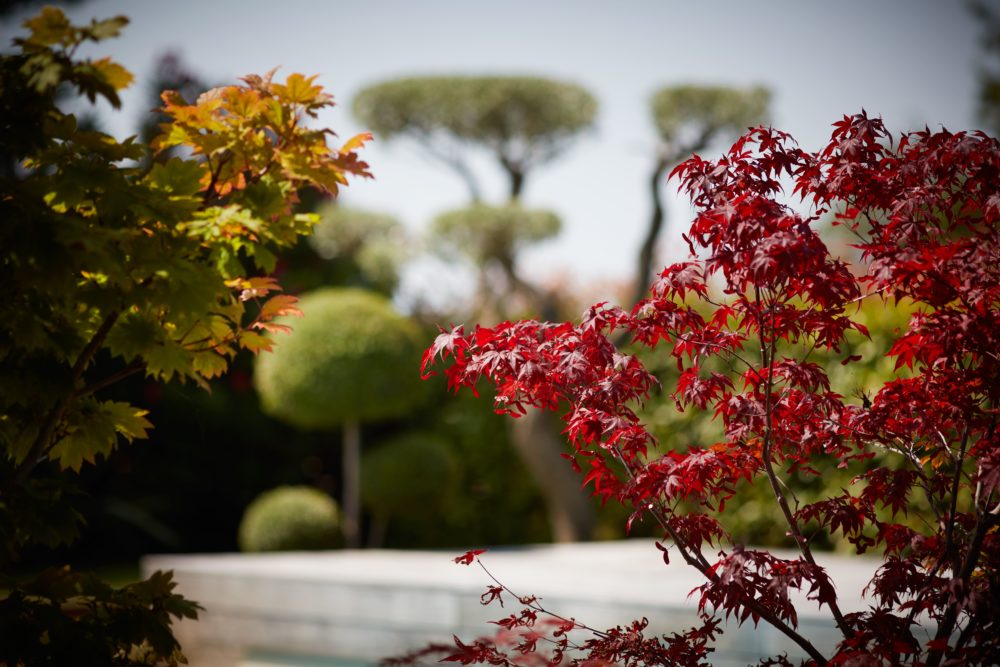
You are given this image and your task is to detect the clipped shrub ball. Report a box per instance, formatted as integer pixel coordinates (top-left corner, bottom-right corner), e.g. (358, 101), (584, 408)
(238, 486), (341, 552)
(361, 433), (458, 518)
(253, 287), (427, 431)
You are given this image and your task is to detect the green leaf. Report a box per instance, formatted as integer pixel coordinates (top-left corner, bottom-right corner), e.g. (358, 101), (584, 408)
(243, 177), (287, 219)
(6, 423), (39, 466)
(48, 401), (151, 472)
(143, 339), (192, 382)
(192, 351), (229, 379)
(147, 158), (206, 197)
(104, 401), (153, 442)
(23, 55), (63, 92)
(49, 402), (118, 472)
(106, 313), (161, 362)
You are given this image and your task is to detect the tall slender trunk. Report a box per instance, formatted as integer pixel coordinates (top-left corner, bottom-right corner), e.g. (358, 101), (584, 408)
(342, 419), (361, 548)
(631, 157), (669, 310)
(501, 156), (525, 201)
(509, 409), (595, 542)
(498, 161), (595, 541)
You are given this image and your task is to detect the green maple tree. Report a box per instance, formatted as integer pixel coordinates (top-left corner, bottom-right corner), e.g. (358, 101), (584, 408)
(0, 8), (370, 663)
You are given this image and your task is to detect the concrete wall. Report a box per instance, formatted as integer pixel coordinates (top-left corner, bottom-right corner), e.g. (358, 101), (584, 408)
(142, 540), (878, 667)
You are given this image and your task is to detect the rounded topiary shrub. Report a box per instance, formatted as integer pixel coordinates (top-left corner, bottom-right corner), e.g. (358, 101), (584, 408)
(238, 486), (341, 552)
(361, 433), (458, 518)
(253, 287), (426, 431)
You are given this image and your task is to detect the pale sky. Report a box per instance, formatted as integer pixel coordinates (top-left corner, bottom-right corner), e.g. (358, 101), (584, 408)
(3, 0), (988, 309)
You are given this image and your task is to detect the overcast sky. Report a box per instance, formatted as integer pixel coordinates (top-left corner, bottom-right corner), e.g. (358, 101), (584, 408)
(4, 0), (990, 308)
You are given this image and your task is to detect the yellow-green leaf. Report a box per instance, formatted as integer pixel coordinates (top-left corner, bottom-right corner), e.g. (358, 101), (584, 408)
(147, 158), (206, 196)
(192, 351), (229, 378)
(49, 401), (150, 472)
(104, 401), (153, 442)
(86, 15), (128, 41)
(23, 7), (72, 47)
(238, 331), (274, 354)
(91, 57), (134, 91)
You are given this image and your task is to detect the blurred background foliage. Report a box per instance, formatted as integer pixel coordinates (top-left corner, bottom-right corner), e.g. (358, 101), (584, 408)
(13, 2), (994, 574)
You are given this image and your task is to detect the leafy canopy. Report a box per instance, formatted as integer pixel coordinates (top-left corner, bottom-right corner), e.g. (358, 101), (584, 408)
(353, 76), (596, 181)
(0, 8), (369, 664)
(421, 114), (1000, 666)
(431, 203), (561, 266)
(1, 10), (371, 475)
(651, 84), (770, 145)
(254, 288), (426, 430)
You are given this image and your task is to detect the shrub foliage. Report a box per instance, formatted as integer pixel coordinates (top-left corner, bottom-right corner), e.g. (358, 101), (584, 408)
(238, 486), (341, 552)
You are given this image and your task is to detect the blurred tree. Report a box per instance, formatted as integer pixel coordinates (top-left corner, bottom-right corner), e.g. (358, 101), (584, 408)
(353, 76), (596, 200)
(971, 0), (1000, 134)
(361, 432), (457, 547)
(253, 288), (426, 547)
(429, 204), (599, 541)
(356, 76), (600, 541)
(430, 203), (560, 319)
(308, 204), (409, 295)
(631, 85), (770, 308)
(0, 0), (86, 18)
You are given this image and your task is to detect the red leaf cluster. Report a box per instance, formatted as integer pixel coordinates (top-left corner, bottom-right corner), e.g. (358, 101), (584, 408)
(410, 113), (1000, 666)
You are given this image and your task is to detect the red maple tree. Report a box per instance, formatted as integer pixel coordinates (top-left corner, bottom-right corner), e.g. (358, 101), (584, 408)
(415, 113), (999, 666)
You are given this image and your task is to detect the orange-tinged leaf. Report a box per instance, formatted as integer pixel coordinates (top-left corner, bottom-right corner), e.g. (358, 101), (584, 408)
(341, 132), (373, 153)
(228, 276), (282, 301)
(279, 72), (324, 105)
(258, 294), (300, 320)
(252, 321), (293, 335)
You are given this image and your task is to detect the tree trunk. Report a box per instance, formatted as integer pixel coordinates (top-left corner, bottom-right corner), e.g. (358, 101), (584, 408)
(630, 157), (669, 310)
(509, 408), (595, 542)
(500, 155), (526, 201)
(497, 159), (594, 541)
(367, 513), (389, 549)
(342, 419), (361, 548)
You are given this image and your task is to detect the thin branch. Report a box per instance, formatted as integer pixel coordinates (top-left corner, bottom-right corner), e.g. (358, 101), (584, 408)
(609, 446), (828, 665)
(755, 286), (853, 639)
(942, 424), (972, 574)
(77, 359), (146, 398)
(473, 557), (605, 644)
(14, 310), (121, 481)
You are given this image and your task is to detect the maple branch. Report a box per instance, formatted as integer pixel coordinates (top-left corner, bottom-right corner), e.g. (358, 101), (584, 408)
(629, 154), (670, 312)
(15, 310), (121, 481)
(925, 510), (994, 667)
(610, 446), (828, 665)
(473, 558), (604, 644)
(77, 359), (146, 398)
(942, 424), (972, 574)
(201, 153), (230, 206)
(755, 287), (853, 639)
(668, 331), (762, 383)
(411, 130), (484, 202)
